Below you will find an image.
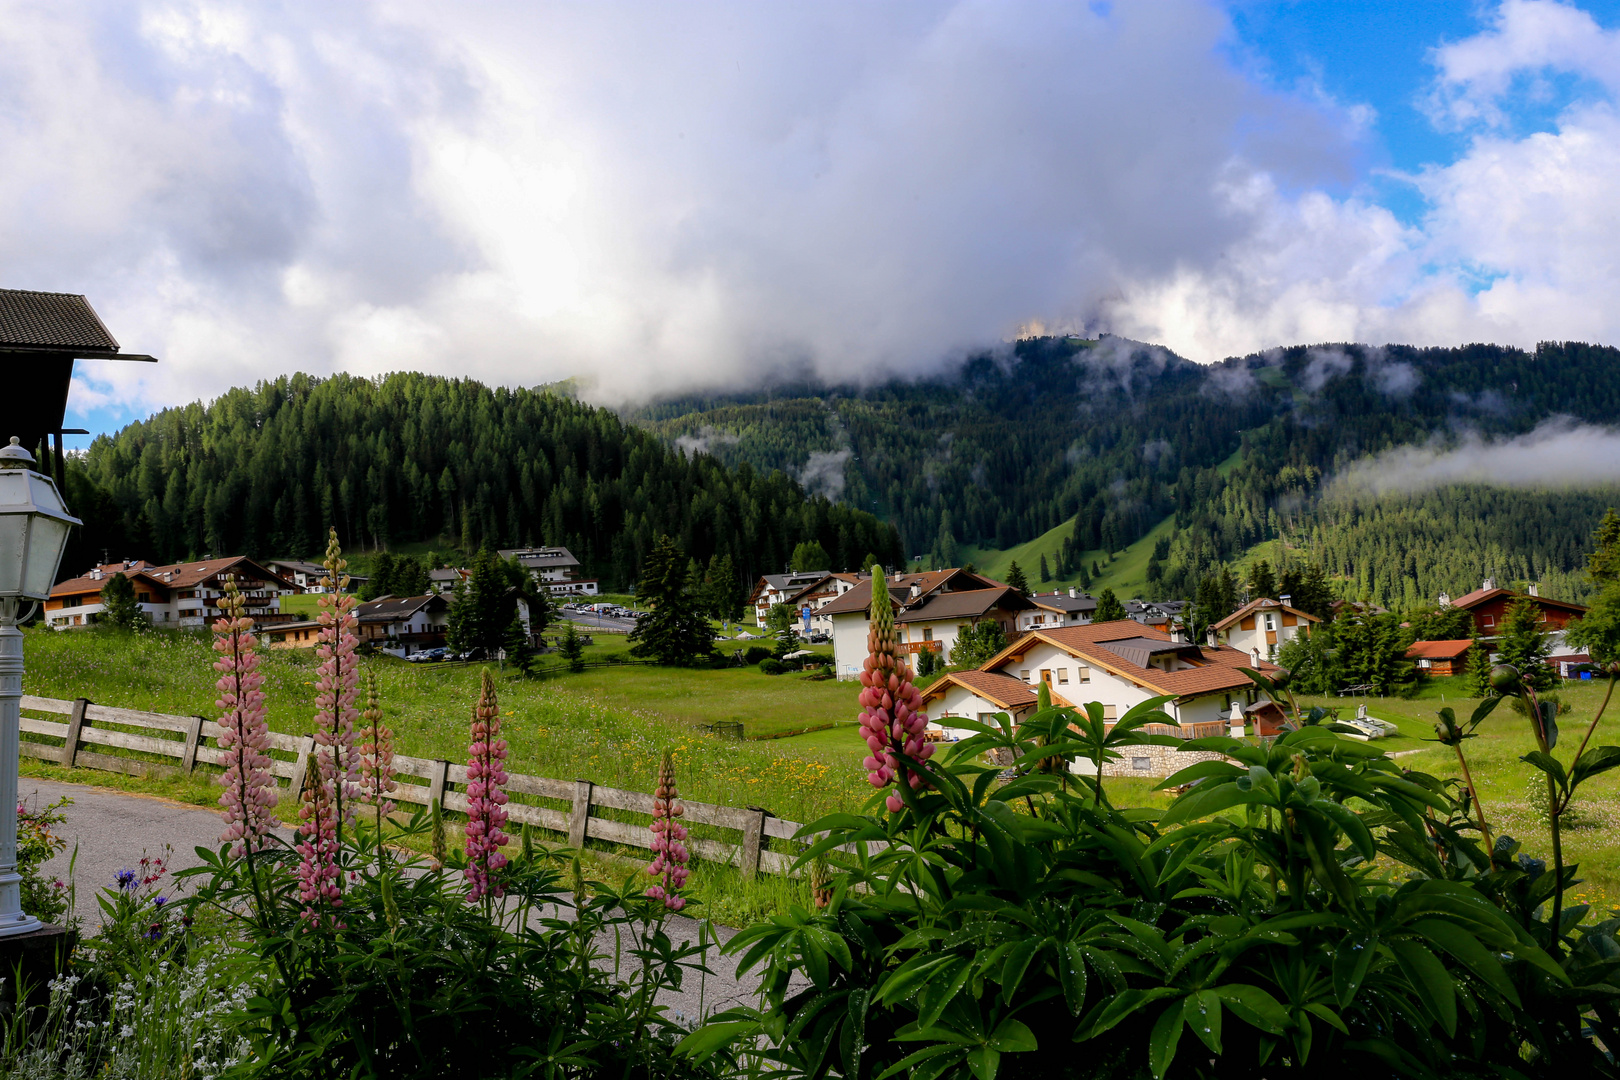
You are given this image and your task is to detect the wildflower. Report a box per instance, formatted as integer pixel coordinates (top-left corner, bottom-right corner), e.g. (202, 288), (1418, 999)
(298, 528), (358, 924)
(645, 750), (688, 912)
(154, 896), (168, 908)
(357, 669), (396, 821)
(856, 573), (933, 812)
(212, 582), (277, 858)
(115, 868), (136, 891)
(463, 670), (510, 902)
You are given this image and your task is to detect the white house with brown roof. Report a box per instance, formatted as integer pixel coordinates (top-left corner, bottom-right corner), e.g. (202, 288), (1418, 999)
(918, 620), (1284, 774)
(1211, 597), (1320, 664)
(748, 571), (841, 628)
(822, 568), (1032, 679)
(46, 557), (299, 630)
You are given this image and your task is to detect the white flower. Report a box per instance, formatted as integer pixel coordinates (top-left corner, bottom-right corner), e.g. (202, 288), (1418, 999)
(120, 1024), (134, 1037)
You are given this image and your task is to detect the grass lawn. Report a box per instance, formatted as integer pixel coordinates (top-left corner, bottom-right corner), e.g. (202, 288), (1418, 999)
(960, 513), (1176, 598)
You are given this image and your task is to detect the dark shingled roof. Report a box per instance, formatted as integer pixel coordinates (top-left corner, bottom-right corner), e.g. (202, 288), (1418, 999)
(0, 289), (120, 353)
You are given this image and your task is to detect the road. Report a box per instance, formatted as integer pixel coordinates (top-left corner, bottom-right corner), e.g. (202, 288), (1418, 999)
(30, 778), (769, 1020)
(556, 609), (638, 634)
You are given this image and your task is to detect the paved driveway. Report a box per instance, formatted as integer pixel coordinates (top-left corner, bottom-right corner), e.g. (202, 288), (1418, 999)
(29, 778), (767, 1020)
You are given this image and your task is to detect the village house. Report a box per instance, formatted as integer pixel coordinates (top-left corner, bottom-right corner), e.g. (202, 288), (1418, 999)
(1405, 639), (1473, 676)
(46, 557), (298, 630)
(498, 546), (599, 596)
(263, 558), (367, 594)
(1440, 579), (1587, 648)
(1211, 596), (1320, 663)
(747, 570), (841, 628)
(919, 620), (1286, 776)
(1016, 588), (1096, 632)
(265, 593), (451, 655)
(822, 568), (1032, 678)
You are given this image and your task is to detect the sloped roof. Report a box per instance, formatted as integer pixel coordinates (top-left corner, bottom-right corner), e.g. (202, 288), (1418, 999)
(1406, 639), (1474, 660)
(1028, 591), (1097, 614)
(817, 568), (1005, 617)
(1449, 587), (1587, 615)
(897, 585), (1032, 624)
(52, 556), (295, 597)
(1097, 637), (1202, 668)
(355, 594), (448, 622)
(920, 669), (1040, 711)
(498, 547), (580, 569)
(985, 619), (1277, 701)
(0, 289), (119, 352)
(1212, 597), (1321, 632)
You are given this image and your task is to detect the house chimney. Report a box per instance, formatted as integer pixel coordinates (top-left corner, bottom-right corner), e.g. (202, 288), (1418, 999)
(1279, 594), (1291, 607)
(1438, 591), (1451, 609)
(1483, 576), (1496, 591)
(1527, 583), (1539, 597)
(1068, 587), (1076, 598)
(909, 583), (921, 600)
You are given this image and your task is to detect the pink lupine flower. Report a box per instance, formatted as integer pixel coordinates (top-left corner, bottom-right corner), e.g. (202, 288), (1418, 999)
(646, 750), (688, 912)
(358, 670), (396, 822)
(297, 528), (358, 925)
(464, 670), (510, 902)
(212, 582), (277, 857)
(857, 572), (933, 813)
(312, 528), (361, 835)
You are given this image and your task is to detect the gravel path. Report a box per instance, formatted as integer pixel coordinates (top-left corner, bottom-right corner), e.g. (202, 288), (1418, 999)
(29, 777), (765, 1021)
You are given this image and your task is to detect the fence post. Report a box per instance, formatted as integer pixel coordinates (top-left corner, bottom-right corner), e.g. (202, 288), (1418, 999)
(569, 780), (594, 848)
(741, 806), (768, 880)
(288, 735), (316, 799)
(59, 698), (89, 768)
(180, 716), (206, 774)
(427, 760), (450, 810)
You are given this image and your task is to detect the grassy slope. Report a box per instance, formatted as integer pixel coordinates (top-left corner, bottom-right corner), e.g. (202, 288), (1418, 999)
(961, 515), (1177, 599)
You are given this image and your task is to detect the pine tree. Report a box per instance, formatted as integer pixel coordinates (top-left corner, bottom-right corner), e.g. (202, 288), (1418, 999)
(99, 571), (146, 630)
(948, 620), (1007, 668)
(1248, 559), (1277, 601)
(1005, 561), (1029, 597)
(502, 614), (535, 675)
(1038, 554), (1050, 583)
(1465, 626), (1494, 696)
(1078, 562), (1091, 589)
(1496, 596), (1555, 691)
(559, 619), (586, 673)
(628, 535), (713, 666)
(1094, 588), (1127, 623)
(448, 548), (512, 656)
(1590, 508), (1620, 585)
(789, 540), (831, 572)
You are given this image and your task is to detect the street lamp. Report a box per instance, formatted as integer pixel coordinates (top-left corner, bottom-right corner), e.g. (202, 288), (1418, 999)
(0, 437), (80, 936)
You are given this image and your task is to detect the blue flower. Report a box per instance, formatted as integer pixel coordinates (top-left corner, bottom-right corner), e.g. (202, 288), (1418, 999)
(114, 869), (137, 892)
(153, 896), (167, 908)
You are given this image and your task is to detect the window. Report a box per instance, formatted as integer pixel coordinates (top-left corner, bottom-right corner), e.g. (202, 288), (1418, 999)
(1103, 705), (1118, 721)
(1057, 668), (1069, 685)
(1020, 669), (1031, 683)
(1078, 666), (1090, 684)
(1131, 757), (1151, 771)
(1483, 615), (1495, 627)
(923, 627), (933, 642)
(1264, 614), (1275, 631)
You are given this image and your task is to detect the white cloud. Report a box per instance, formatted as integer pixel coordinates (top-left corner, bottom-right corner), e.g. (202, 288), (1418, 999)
(4, 1), (1620, 426)
(1330, 417), (1620, 495)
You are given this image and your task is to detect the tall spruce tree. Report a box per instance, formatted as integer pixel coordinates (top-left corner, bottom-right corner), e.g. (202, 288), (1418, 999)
(1094, 588), (1127, 623)
(1248, 559), (1277, 601)
(502, 615), (535, 675)
(1495, 596), (1555, 691)
(1005, 561), (1029, 597)
(559, 619), (586, 673)
(448, 549), (513, 656)
(628, 535), (713, 666)
(99, 571), (146, 630)
(1038, 554), (1050, 583)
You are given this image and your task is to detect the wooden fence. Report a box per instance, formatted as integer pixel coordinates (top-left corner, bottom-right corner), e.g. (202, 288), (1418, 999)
(18, 695), (812, 879)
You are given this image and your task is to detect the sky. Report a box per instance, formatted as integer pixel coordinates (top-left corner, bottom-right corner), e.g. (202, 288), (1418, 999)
(4, 1), (1620, 440)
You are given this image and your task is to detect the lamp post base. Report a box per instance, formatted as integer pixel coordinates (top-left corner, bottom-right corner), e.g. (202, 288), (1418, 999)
(0, 910), (40, 937)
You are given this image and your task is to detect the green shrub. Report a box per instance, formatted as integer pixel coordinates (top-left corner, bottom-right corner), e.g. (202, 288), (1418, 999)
(743, 645), (773, 666)
(758, 658), (786, 675)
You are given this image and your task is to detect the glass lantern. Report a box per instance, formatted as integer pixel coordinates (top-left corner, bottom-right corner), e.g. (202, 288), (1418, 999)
(0, 438), (81, 602)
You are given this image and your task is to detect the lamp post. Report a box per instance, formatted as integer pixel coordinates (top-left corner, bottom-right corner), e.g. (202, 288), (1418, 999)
(0, 437), (80, 936)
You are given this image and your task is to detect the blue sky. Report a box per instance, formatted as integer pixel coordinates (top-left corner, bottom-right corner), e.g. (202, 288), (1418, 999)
(16, 0), (1620, 443)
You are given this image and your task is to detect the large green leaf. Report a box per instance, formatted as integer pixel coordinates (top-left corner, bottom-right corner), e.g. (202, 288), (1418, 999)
(1408, 919), (1520, 1005)
(1149, 1001), (1185, 1080)
(1389, 939), (1457, 1036)
(1182, 990), (1223, 1054)
(1212, 984), (1289, 1035)
(1333, 930), (1378, 1007)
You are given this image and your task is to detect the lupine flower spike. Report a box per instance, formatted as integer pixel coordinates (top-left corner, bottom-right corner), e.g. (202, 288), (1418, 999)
(212, 581), (276, 857)
(464, 670), (511, 902)
(358, 669), (396, 832)
(857, 572), (933, 813)
(295, 764), (342, 926)
(313, 528), (361, 838)
(646, 750), (689, 911)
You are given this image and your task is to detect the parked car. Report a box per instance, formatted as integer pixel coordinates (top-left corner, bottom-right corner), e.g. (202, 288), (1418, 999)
(409, 647), (448, 663)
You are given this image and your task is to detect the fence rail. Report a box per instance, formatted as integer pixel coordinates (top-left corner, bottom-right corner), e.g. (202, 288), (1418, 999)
(19, 695), (816, 879)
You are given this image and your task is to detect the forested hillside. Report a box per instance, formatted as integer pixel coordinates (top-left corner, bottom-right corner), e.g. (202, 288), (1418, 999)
(636, 338), (1620, 605)
(65, 373), (903, 590)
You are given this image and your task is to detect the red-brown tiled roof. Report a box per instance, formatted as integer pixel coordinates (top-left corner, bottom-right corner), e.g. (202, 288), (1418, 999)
(52, 556), (296, 598)
(816, 568), (1001, 617)
(984, 619), (1277, 701)
(1449, 587), (1587, 615)
(1406, 639), (1474, 660)
(920, 669), (1040, 711)
(896, 585), (1033, 623)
